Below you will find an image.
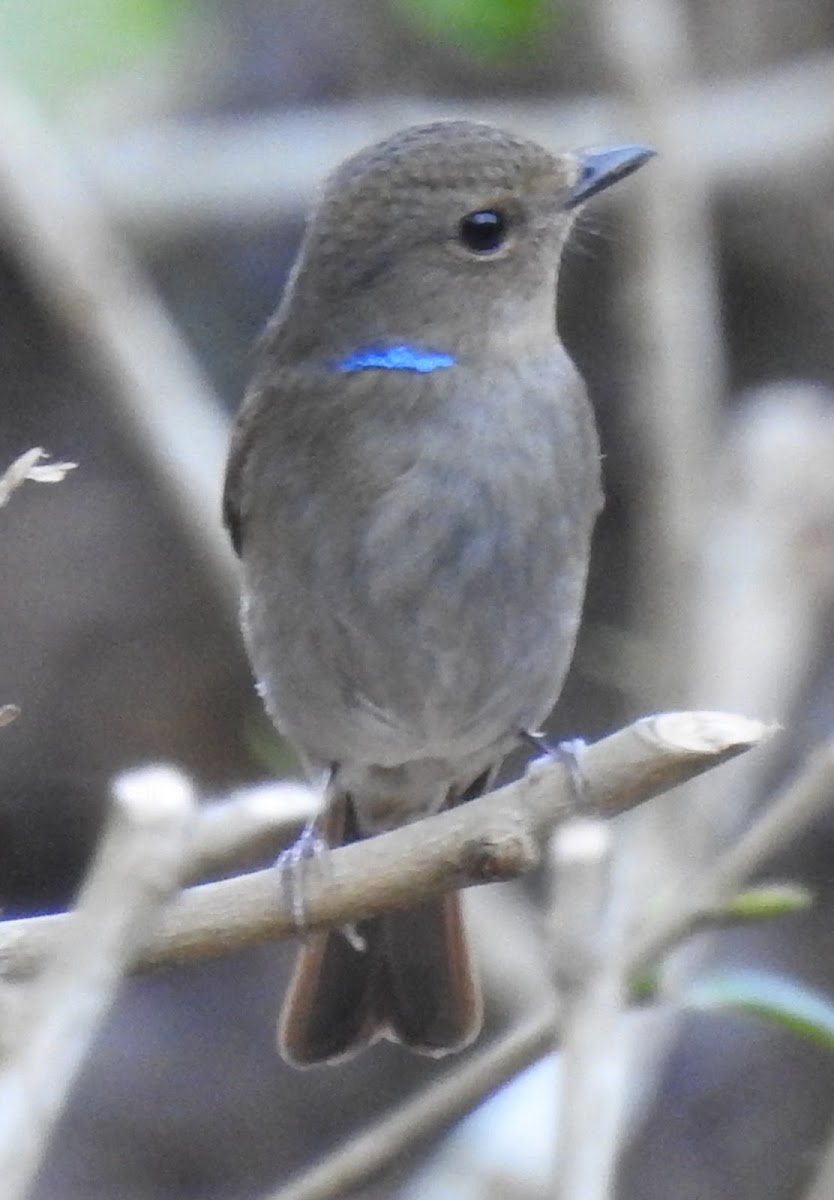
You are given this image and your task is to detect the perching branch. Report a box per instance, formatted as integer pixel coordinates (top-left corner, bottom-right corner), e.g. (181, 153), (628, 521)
(0, 711), (771, 984)
(267, 728), (834, 1200)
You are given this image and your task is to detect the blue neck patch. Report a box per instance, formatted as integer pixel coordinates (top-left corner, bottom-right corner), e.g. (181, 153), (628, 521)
(335, 344), (456, 374)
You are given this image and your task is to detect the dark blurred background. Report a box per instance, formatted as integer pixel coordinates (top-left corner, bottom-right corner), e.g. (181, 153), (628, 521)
(2, 1), (834, 1197)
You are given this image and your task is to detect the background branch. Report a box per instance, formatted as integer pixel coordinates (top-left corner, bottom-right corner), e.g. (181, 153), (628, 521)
(257, 724), (834, 1200)
(77, 54), (834, 238)
(0, 767), (195, 1200)
(549, 819), (626, 1200)
(628, 735), (834, 975)
(0, 71), (237, 609)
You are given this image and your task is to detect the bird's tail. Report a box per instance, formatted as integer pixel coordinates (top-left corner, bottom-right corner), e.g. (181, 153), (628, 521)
(277, 797), (482, 1067)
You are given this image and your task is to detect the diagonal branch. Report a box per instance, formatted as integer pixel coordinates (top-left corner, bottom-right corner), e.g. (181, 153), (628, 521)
(0, 711), (771, 984)
(0, 72), (237, 607)
(265, 726), (834, 1200)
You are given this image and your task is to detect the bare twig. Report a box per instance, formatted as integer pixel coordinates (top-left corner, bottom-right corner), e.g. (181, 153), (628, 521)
(688, 384), (834, 838)
(0, 712), (770, 983)
(550, 820), (625, 1200)
(0, 449), (76, 510)
(264, 1012), (557, 1200)
(251, 729), (834, 1200)
(801, 1111), (834, 1200)
(77, 54), (834, 238)
(0, 73), (237, 609)
(184, 779), (320, 882)
(0, 766), (196, 1200)
(0, 707), (19, 729)
(467, 886), (556, 1017)
(593, 0), (726, 708)
(628, 737), (834, 974)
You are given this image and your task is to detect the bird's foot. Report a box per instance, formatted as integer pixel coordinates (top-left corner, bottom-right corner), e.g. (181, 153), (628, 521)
(521, 730), (589, 808)
(276, 803), (368, 952)
(276, 819), (330, 930)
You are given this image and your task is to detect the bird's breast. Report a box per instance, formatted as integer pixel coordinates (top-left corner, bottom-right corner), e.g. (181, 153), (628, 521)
(242, 350), (600, 768)
(329, 356), (599, 740)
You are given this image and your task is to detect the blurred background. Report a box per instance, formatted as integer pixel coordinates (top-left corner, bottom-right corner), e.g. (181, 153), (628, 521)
(1, 0), (834, 1197)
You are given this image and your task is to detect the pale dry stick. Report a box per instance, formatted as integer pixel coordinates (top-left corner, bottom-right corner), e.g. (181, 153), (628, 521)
(550, 820), (626, 1200)
(0, 706), (19, 729)
(0, 766), (196, 1200)
(801, 1110), (834, 1200)
(688, 385), (834, 839)
(0, 449), (77, 510)
(0, 447), (76, 738)
(0, 712), (771, 985)
(613, 736), (834, 1166)
(468, 886), (556, 1017)
(265, 1011), (557, 1200)
(628, 736), (834, 975)
(589, 6), (730, 1124)
(0, 74), (237, 609)
(184, 779), (320, 882)
(80, 53), (834, 237)
(593, 0), (727, 711)
(252, 729), (834, 1200)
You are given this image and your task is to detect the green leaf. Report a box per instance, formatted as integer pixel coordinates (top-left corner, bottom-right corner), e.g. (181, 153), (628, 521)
(686, 969), (834, 1051)
(723, 883), (814, 921)
(392, 0), (558, 61)
(630, 966), (661, 1004)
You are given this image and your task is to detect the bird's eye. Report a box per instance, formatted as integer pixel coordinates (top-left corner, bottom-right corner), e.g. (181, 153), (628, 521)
(457, 209), (509, 255)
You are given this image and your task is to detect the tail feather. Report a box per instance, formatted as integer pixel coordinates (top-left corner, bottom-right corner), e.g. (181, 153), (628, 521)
(278, 894), (480, 1067)
(277, 790), (483, 1067)
(380, 894), (481, 1054)
(278, 918), (379, 1067)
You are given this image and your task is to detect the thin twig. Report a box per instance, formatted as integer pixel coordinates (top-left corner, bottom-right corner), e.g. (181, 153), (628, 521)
(628, 736), (834, 974)
(550, 820), (625, 1200)
(0, 449), (76, 510)
(593, 0), (726, 708)
(264, 1012), (557, 1200)
(0, 707), (19, 729)
(800, 1112), (834, 1200)
(0, 73), (237, 608)
(183, 779), (320, 882)
(0, 766), (196, 1200)
(78, 54), (834, 237)
(688, 384), (834, 835)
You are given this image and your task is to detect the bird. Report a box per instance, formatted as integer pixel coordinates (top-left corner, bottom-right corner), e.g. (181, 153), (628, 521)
(223, 120), (653, 1067)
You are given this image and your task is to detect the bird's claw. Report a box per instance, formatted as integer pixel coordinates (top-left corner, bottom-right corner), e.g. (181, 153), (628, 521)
(522, 730), (589, 807)
(277, 819), (330, 930)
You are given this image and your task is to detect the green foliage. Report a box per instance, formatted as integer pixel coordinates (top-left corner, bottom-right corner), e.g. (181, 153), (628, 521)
(630, 966), (661, 1004)
(687, 969), (834, 1051)
(723, 883), (813, 922)
(0, 0), (186, 103)
(392, 0), (559, 61)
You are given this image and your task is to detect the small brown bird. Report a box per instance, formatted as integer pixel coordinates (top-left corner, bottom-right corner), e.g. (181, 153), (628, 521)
(224, 120), (653, 1066)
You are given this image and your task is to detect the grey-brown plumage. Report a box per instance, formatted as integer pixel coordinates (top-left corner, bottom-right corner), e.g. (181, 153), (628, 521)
(224, 121), (653, 1066)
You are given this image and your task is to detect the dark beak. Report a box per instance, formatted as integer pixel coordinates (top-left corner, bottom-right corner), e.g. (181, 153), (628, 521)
(565, 144), (656, 209)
